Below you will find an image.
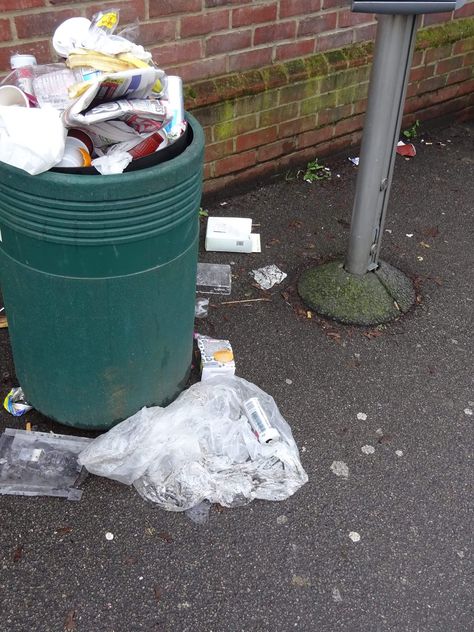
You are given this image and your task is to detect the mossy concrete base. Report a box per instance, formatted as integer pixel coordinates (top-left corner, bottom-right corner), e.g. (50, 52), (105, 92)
(298, 260), (415, 326)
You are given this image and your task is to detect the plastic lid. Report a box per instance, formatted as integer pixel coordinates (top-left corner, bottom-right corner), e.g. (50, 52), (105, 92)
(10, 54), (37, 69)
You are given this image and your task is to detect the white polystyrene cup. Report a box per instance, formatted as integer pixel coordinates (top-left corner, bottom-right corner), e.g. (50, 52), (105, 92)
(0, 85), (29, 107)
(52, 17), (92, 57)
(55, 137), (90, 168)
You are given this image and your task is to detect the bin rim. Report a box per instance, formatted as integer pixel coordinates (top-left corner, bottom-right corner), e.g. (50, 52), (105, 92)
(0, 112), (204, 186)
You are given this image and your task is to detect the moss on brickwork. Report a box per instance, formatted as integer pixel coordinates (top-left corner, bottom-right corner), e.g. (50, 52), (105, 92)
(184, 18), (474, 114)
(304, 54), (329, 77)
(416, 17), (474, 49)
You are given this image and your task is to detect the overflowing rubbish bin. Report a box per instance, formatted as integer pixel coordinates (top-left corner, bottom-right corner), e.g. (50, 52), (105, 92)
(0, 113), (204, 429)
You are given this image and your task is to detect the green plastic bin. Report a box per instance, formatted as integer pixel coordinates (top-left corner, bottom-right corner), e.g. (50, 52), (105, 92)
(0, 113), (204, 429)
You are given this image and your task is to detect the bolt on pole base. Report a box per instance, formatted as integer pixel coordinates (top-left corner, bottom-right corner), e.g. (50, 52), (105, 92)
(298, 260), (415, 326)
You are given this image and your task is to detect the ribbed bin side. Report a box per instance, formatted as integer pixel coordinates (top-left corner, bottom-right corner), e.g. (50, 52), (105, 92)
(0, 114), (204, 429)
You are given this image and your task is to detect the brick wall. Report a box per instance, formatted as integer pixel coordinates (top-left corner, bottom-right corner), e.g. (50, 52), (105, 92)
(0, 1), (473, 191)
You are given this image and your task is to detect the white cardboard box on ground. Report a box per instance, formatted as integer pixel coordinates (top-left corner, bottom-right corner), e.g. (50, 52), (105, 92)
(205, 217), (261, 253)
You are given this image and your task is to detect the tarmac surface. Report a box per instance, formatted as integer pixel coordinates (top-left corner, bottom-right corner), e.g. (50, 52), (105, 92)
(0, 119), (473, 632)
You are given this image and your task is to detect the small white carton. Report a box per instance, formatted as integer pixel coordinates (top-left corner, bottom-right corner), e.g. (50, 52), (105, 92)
(205, 217), (261, 253)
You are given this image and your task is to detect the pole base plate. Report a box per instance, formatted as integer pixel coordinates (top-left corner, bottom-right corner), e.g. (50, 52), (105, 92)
(298, 260), (415, 326)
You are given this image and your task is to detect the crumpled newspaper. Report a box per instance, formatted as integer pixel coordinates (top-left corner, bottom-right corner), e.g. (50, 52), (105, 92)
(250, 264), (287, 290)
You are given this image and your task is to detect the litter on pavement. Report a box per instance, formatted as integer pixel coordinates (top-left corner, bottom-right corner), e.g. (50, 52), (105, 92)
(205, 217), (261, 253)
(78, 376), (308, 512)
(0, 9), (186, 175)
(197, 335), (235, 380)
(196, 262), (232, 295)
(3, 387), (32, 416)
(0, 428), (91, 501)
(194, 297), (210, 319)
(250, 264), (287, 290)
(396, 140), (416, 157)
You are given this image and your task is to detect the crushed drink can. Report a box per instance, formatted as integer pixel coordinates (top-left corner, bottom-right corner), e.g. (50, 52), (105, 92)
(242, 397), (280, 445)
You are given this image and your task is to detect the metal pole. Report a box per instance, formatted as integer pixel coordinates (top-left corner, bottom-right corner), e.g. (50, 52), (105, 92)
(345, 14), (419, 276)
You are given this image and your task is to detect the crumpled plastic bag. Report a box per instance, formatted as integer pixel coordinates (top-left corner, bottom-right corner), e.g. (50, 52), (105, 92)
(0, 105), (67, 175)
(79, 376), (308, 511)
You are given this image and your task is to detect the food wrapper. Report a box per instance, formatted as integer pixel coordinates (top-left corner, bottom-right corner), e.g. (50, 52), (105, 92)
(3, 388), (33, 417)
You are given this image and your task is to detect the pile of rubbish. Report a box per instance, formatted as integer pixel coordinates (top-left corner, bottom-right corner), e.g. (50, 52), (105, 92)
(0, 9), (185, 175)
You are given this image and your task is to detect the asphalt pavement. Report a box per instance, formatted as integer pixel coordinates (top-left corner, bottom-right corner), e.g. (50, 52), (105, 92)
(0, 119), (473, 632)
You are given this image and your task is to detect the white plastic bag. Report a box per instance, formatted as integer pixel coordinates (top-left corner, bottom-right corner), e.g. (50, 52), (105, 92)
(0, 105), (66, 175)
(79, 376), (308, 511)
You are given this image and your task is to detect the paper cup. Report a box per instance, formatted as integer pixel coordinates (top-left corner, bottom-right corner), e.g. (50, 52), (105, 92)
(0, 85), (29, 107)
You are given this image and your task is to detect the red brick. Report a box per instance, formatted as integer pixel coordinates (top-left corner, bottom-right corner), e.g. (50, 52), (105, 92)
(232, 3), (277, 27)
(453, 38), (474, 54)
(0, 0), (43, 9)
(279, 114), (317, 138)
(151, 40), (202, 67)
(203, 162), (213, 180)
(437, 56), (464, 74)
(464, 51), (474, 67)
(454, 1), (474, 17)
(322, 0), (346, 7)
(0, 19), (11, 41)
(236, 126), (278, 152)
(298, 125), (334, 148)
(181, 10), (229, 37)
(338, 10), (372, 28)
(409, 64), (434, 82)
(214, 150), (256, 176)
(275, 39), (314, 61)
(456, 77), (474, 96)
(280, 0), (321, 18)
(316, 29), (352, 52)
(433, 83), (463, 103)
(422, 12), (453, 27)
(425, 45), (452, 63)
(149, 0), (202, 17)
(334, 114), (364, 137)
(169, 57), (227, 82)
(412, 51), (424, 66)
(206, 30), (251, 55)
(86, 1), (146, 24)
(316, 130), (362, 157)
(228, 47), (272, 72)
(138, 20), (177, 46)
(298, 12), (338, 37)
(353, 23), (377, 43)
(353, 97), (368, 115)
(446, 67), (473, 84)
(260, 103), (299, 126)
(257, 137), (297, 162)
(418, 75), (447, 93)
(318, 103), (352, 126)
(0, 39), (50, 72)
(254, 21), (296, 45)
(206, 0), (250, 6)
(15, 9), (76, 38)
(205, 138), (234, 162)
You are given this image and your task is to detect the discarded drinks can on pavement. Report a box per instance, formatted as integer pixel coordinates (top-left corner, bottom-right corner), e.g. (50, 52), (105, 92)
(243, 397), (281, 445)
